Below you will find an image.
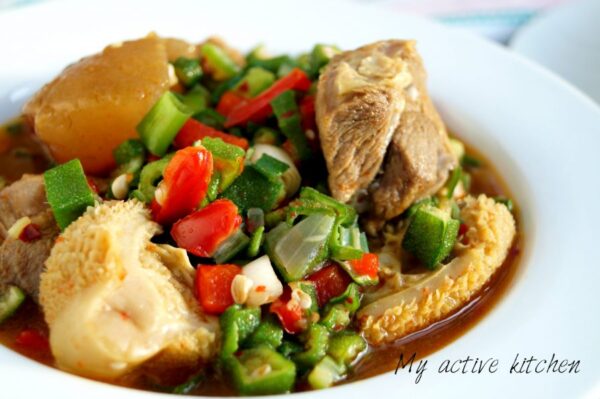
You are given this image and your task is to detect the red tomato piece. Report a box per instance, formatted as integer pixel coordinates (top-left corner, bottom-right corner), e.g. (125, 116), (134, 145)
(15, 329), (50, 352)
(216, 91), (246, 117)
(151, 146), (213, 225)
(349, 253), (379, 279)
(19, 223), (42, 243)
(174, 119), (249, 150)
(307, 263), (352, 307)
(224, 68), (311, 128)
(171, 199), (242, 257)
(196, 264), (241, 314)
(270, 287), (305, 334)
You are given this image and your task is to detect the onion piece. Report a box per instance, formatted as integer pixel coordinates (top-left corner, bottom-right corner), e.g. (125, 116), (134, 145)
(241, 255), (283, 307)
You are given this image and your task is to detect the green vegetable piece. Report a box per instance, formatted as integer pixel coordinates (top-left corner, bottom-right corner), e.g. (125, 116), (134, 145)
(446, 166), (462, 199)
(43, 159), (95, 230)
(320, 305), (350, 332)
(220, 305), (261, 360)
(494, 196), (514, 212)
(265, 214), (335, 282)
(213, 229), (250, 264)
(131, 154), (172, 203)
(201, 137), (245, 191)
(253, 127), (281, 145)
(0, 285), (25, 324)
(173, 57), (203, 87)
(294, 323), (329, 369)
(461, 153), (482, 168)
(177, 84), (211, 114)
(225, 346), (296, 395)
(171, 373), (204, 394)
(278, 339), (303, 358)
(137, 92), (192, 156)
(193, 108), (225, 129)
(220, 166), (286, 213)
(112, 139), (146, 178)
(307, 355), (346, 390)
(244, 316), (283, 349)
(270, 90), (311, 161)
(406, 197), (438, 218)
(201, 43), (240, 81)
(253, 154), (289, 181)
(233, 67), (275, 97)
(246, 46), (293, 73)
(294, 187), (357, 226)
(246, 207), (264, 233)
(327, 331), (367, 366)
(246, 226), (264, 258)
(402, 205), (460, 269)
(205, 171), (221, 203)
(310, 44), (340, 76)
(331, 224), (364, 261)
(327, 283), (361, 314)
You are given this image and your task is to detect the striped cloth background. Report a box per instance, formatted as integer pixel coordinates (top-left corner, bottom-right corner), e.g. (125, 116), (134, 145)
(0, 0), (575, 43)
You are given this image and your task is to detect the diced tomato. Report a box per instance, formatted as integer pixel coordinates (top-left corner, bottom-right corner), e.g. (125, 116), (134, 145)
(216, 91), (246, 117)
(15, 329), (50, 352)
(307, 263), (352, 307)
(174, 119), (249, 150)
(349, 253), (379, 279)
(270, 287), (305, 334)
(196, 264), (241, 314)
(171, 199), (242, 257)
(19, 223), (41, 243)
(225, 68), (311, 128)
(151, 146), (213, 225)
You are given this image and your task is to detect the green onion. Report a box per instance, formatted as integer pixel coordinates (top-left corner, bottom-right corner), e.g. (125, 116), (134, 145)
(246, 207), (265, 233)
(137, 92), (192, 156)
(270, 90), (311, 161)
(172, 57), (203, 87)
(192, 108), (226, 129)
(309, 44), (340, 77)
(494, 196), (514, 212)
(246, 226), (264, 258)
(0, 285), (25, 324)
(224, 346), (296, 395)
(307, 355), (346, 389)
(213, 229), (250, 264)
(112, 139), (145, 178)
(131, 154), (172, 203)
(201, 43), (240, 81)
(253, 154), (289, 181)
(462, 153), (482, 168)
(265, 214), (335, 282)
(446, 166), (462, 199)
(43, 159), (96, 230)
(176, 84), (211, 114)
(233, 67), (275, 97)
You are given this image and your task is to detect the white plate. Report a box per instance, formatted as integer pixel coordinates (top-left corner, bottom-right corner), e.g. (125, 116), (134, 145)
(510, 0), (600, 104)
(1, 0), (600, 398)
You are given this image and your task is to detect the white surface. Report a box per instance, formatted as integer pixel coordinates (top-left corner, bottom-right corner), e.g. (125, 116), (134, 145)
(511, 0), (600, 104)
(1, 0), (600, 398)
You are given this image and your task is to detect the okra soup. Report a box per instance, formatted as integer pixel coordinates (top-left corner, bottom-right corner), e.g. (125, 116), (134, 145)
(0, 35), (521, 396)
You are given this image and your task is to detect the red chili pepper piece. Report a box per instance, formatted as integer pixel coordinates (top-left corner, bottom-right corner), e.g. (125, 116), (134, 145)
(196, 264), (241, 314)
(349, 253), (379, 279)
(224, 68), (311, 128)
(174, 118), (249, 150)
(15, 329), (50, 352)
(171, 199), (242, 257)
(270, 287), (305, 334)
(151, 146), (213, 225)
(19, 223), (42, 243)
(307, 263), (352, 307)
(216, 91), (247, 117)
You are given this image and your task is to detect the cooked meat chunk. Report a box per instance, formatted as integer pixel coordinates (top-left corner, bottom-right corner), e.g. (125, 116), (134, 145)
(316, 40), (456, 214)
(316, 40), (413, 203)
(371, 43), (456, 220)
(39, 201), (219, 380)
(0, 175), (59, 301)
(23, 35), (170, 175)
(358, 195), (516, 344)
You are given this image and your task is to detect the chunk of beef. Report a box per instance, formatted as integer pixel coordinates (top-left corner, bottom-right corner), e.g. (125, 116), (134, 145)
(316, 40), (413, 203)
(370, 42), (456, 220)
(0, 175), (59, 301)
